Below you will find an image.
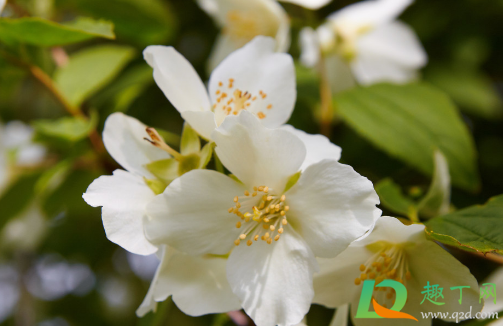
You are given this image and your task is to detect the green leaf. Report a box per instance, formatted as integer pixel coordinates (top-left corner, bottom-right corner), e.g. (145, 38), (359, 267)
(418, 150), (451, 219)
(334, 83), (479, 191)
(375, 178), (416, 217)
(0, 17), (114, 46)
(146, 158), (179, 185)
(33, 112), (98, 142)
(199, 142), (214, 169)
(180, 123), (201, 155)
(425, 195), (503, 254)
(0, 173), (40, 230)
(68, 0), (177, 46)
(54, 45), (135, 107)
(91, 65), (153, 112)
(35, 160), (73, 195)
(425, 67), (502, 118)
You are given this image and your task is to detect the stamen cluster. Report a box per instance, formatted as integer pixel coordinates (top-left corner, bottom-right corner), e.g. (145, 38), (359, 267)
(228, 185), (289, 247)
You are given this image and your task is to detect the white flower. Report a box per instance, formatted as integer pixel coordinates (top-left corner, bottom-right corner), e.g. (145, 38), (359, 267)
(313, 216), (482, 326)
(197, 0), (289, 70)
(145, 111), (380, 326)
(83, 113), (169, 255)
(0, 0), (6, 14)
(136, 246), (241, 317)
(300, 0), (427, 92)
(144, 36), (297, 141)
(83, 113), (241, 316)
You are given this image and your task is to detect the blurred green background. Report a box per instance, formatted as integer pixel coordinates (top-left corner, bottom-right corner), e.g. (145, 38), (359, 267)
(0, 0), (502, 325)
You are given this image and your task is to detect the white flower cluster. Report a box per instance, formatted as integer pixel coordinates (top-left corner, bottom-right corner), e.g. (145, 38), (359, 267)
(83, 1), (481, 325)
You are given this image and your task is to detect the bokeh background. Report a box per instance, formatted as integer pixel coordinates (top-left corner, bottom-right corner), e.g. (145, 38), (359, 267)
(0, 0), (502, 325)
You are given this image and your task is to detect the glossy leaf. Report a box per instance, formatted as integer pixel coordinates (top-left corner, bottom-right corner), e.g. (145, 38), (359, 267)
(335, 83), (479, 191)
(375, 178), (416, 217)
(54, 45), (135, 107)
(426, 195), (503, 254)
(0, 17), (114, 46)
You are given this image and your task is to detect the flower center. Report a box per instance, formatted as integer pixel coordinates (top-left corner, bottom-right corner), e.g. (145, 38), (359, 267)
(354, 244), (411, 308)
(223, 10), (277, 45)
(228, 186), (289, 247)
(212, 79), (272, 126)
(327, 21), (373, 62)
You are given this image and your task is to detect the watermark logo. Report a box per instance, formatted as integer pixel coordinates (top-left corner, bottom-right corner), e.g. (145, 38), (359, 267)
(355, 280), (418, 321)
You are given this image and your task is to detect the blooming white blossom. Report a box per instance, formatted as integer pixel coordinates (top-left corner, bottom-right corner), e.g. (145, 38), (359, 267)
(314, 216), (482, 326)
(197, 0), (332, 70)
(145, 111), (380, 326)
(144, 36), (298, 141)
(83, 112), (169, 255)
(83, 113), (242, 316)
(300, 0), (427, 92)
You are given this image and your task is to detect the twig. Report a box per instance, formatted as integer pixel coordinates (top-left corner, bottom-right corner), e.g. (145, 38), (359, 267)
(318, 55), (334, 137)
(0, 49), (105, 154)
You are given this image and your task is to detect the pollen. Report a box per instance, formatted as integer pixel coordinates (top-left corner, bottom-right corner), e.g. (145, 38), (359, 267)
(355, 244), (411, 308)
(230, 186), (289, 247)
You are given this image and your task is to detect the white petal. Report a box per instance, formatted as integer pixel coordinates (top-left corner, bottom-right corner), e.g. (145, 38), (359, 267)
(357, 21), (427, 68)
(145, 169), (246, 256)
(227, 226), (318, 326)
(280, 125), (341, 171)
(213, 111), (306, 191)
(279, 0), (331, 10)
(153, 253), (241, 316)
(313, 248), (372, 308)
(143, 46), (211, 115)
(103, 113), (170, 178)
(137, 246), (171, 317)
(83, 170), (158, 255)
(354, 216), (425, 247)
(325, 54), (356, 93)
(329, 0), (413, 29)
(299, 27), (320, 68)
(180, 111), (217, 141)
(351, 51), (419, 85)
(0, 0), (5, 13)
(3, 121), (34, 148)
(329, 304), (349, 326)
(407, 239), (482, 322)
(285, 160), (380, 258)
(484, 267), (503, 313)
(209, 36), (296, 129)
(207, 33), (241, 73)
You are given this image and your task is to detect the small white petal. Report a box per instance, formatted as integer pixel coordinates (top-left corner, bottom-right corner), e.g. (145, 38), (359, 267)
(143, 46), (212, 115)
(280, 125), (342, 171)
(145, 169), (246, 256)
(351, 51), (419, 85)
(407, 239), (482, 322)
(356, 21), (427, 68)
(137, 246), (171, 317)
(285, 159), (380, 258)
(227, 226), (318, 326)
(279, 0), (332, 10)
(313, 248), (372, 308)
(355, 216), (425, 247)
(299, 27), (320, 68)
(153, 253), (241, 316)
(180, 111), (217, 141)
(209, 36), (296, 128)
(213, 111), (306, 191)
(207, 33), (242, 74)
(83, 170), (158, 255)
(329, 0), (413, 29)
(103, 113), (170, 178)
